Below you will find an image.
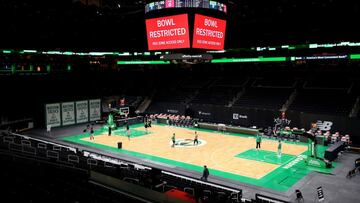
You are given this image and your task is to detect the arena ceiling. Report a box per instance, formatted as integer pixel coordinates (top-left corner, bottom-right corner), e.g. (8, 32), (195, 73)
(0, 0), (358, 50)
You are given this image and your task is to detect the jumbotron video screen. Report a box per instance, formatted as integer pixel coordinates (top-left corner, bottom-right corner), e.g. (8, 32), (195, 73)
(146, 14), (191, 50)
(145, 0), (227, 51)
(192, 14), (226, 50)
(145, 0), (227, 14)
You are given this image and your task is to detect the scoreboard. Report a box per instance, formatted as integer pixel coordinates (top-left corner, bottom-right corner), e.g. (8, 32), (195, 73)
(145, 0), (227, 51)
(145, 0), (227, 14)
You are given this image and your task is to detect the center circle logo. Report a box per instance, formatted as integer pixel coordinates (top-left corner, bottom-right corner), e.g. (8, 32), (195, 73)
(169, 139), (206, 148)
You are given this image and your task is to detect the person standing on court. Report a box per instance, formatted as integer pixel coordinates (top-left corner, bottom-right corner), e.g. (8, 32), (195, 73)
(171, 133), (176, 147)
(194, 131), (199, 145)
(277, 140), (282, 158)
(144, 121), (148, 134)
(108, 126), (112, 136)
(126, 123), (130, 140)
(256, 132), (262, 150)
(166, 117), (170, 125)
(201, 165), (209, 181)
(90, 126), (94, 140)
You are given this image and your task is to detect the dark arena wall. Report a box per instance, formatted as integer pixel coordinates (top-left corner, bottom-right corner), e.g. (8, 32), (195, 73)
(1, 62), (360, 145)
(1, 1), (360, 203)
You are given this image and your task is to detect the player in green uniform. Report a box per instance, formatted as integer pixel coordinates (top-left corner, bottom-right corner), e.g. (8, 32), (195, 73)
(277, 140), (282, 158)
(256, 133), (262, 150)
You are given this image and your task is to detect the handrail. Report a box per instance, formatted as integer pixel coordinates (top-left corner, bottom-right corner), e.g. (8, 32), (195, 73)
(9, 132), (77, 153)
(162, 171), (240, 193)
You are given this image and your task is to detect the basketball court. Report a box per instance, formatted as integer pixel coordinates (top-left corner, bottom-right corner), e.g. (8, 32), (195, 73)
(61, 123), (338, 192)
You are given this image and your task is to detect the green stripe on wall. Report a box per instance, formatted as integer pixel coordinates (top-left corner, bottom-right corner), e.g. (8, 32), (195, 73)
(350, 54), (360, 59)
(211, 57), (286, 63)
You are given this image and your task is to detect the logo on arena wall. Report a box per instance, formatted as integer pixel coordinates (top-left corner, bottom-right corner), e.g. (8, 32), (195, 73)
(233, 113), (247, 120)
(198, 111), (211, 116)
(167, 109), (179, 114)
(316, 120), (333, 131)
(169, 139), (206, 148)
(274, 117), (291, 126)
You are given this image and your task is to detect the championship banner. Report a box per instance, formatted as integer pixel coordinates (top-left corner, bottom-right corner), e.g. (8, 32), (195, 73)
(89, 99), (101, 121)
(76, 100), (89, 124)
(61, 102), (75, 126)
(45, 103), (61, 127)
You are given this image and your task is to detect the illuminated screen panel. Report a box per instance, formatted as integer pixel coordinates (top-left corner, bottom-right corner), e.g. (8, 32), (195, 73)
(145, 1), (227, 14)
(146, 14), (190, 51)
(165, 0), (175, 8)
(192, 14), (226, 50)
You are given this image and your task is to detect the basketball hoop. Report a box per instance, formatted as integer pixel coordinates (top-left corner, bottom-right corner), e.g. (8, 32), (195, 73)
(46, 125), (52, 136)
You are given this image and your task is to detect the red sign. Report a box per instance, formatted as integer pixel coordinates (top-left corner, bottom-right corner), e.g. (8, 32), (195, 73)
(146, 14), (190, 50)
(165, 0), (174, 8)
(192, 14), (226, 50)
